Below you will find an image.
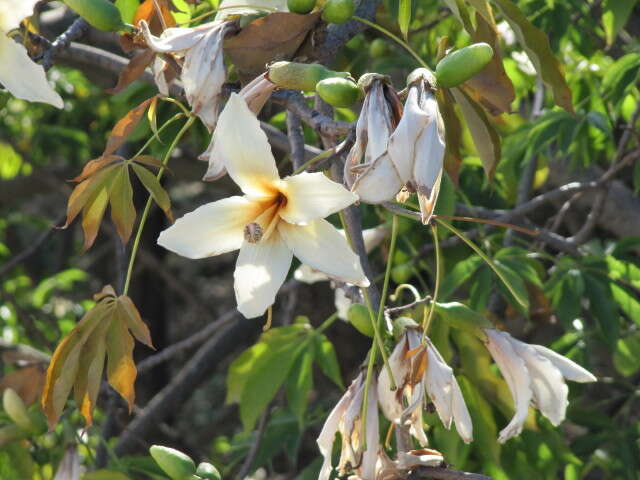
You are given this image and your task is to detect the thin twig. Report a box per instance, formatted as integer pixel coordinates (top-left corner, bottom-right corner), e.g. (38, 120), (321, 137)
(409, 466), (493, 480)
(235, 407), (270, 480)
(286, 112), (306, 171)
(41, 17), (90, 70)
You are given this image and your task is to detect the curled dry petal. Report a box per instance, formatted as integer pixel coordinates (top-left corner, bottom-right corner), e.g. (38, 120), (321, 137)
(396, 449), (444, 470)
(424, 339), (473, 443)
(484, 328), (596, 443)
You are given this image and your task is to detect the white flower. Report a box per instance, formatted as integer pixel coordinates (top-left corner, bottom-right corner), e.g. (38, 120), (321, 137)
(344, 75), (401, 194)
(199, 73), (276, 182)
(484, 328), (597, 443)
(378, 328), (473, 444)
(395, 449), (444, 470)
(352, 69), (445, 224)
(0, 0), (63, 107)
(294, 225), (388, 284)
(140, 20), (233, 131)
(317, 373), (379, 480)
(54, 446), (81, 480)
(511, 51), (536, 76)
(158, 93), (368, 318)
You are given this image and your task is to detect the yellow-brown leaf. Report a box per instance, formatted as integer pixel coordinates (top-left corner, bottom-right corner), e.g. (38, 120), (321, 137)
(107, 49), (156, 95)
(63, 164), (119, 229)
(105, 318), (137, 411)
(117, 296), (154, 349)
(0, 365), (47, 406)
(133, 0), (176, 34)
(42, 301), (110, 428)
(69, 155), (124, 183)
(81, 183), (111, 251)
(109, 166), (136, 244)
(103, 97), (155, 157)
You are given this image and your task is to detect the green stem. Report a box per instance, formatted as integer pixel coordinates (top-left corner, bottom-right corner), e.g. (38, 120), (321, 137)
(131, 113), (185, 159)
(353, 16), (431, 70)
(123, 116), (196, 295)
(435, 218), (528, 309)
(292, 147), (336, 175)
(422, 224), (440, 340)
(360, 215), (400, 448)
(316, 312), (339, 335)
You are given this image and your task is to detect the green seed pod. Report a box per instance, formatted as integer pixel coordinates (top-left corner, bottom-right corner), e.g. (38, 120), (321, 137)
(391, 264), (413, 284)
(196, 462), (222, 480)
(63, 0), (125, 32)
(321, 0), (355, 24)
(3, 389), (34, 433)
(268, 62), (350, 92)
(288, 0), (317, 14)
(369, 38), (388, 58)
(347, 303), (374, 338)
(316, 77), (363, 107)
(150, 445), (196, 480)
(435, 42), (494, 88)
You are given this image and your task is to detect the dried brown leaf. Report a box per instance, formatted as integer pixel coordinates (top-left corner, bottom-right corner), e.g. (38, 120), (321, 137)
(69, 156), (124, 183)
(81, 177), (112, 251)
(451, 86), (501, 180)
(134, 0), (176, 33)
(224, 12), (320, 77)
(0, 365), (47, 406)
(464, 11), (515, 115)
(107, 49), (156, 95)
(103, 97), (155, 156)
(436, 88), (463, 185)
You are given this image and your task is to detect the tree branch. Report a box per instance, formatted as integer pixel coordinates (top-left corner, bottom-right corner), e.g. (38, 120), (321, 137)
(410, 466), (493, 480)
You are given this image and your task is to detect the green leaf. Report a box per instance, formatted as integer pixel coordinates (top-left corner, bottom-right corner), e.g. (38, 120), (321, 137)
(584, 274), (619, 347)
(613, 333), (640, 377)
(494, 260), (529, 313)
(440, 255), (484, 300)
(490, 0), (574, 112)
(131, 163), (174, 222)
(285, 348), (314, 425)
(313, 335), (344, 389)
(451, 87), (501, 180)
(435, 301), (493, 333)
(546, 266), (584, 326)
(611, 283), (640, 327)
(601, 53), (640, 107)
(602, 0), (637, 46)
(398, 0), (411, 40)
(436, 220), (529, 310)
(115, 0), (140, 24)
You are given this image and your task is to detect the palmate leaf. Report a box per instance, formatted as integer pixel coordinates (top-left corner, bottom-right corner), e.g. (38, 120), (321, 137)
(42, 286), (153, 428)
(62, 97), (173, 249)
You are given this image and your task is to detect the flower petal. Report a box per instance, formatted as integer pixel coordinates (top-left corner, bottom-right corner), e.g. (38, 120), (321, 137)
(378, 335), (409, 423)
(484, 329), (533, 443)
(386, 86), (429, 182)
(0, 36), (63, 108)
(278, 219), (369, 287)
(140, 21), (205, 52)
(351, 152), (404, 204)
(199, 129), (228, 181)
(278, 172), (358, 224)
(182, 24), (228, 131)
(216, 93), (280, 196)
(158, 196), (263, 259)
(317, 384), (353, 480)
(365, 83), (393, 165)
(1, 0), (39, 31)
(512, 341), (567, 426)
(531, 345), (597, 383)
(360, 376), (379, 480)
(234, 231), (292, 318)
(215, 0), (288, 20)
(413, 98), (445, 224)
(396, 450), (444, 469)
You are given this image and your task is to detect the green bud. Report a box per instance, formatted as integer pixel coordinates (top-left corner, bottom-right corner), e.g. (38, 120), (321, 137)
(63, 0), (125, 32)
(435, 43), (494, 88)
(316, 77), (363, 107)
(347, 303), (374, 337)
(150, 445), (196, 480)
(268, 62), (350, 92)
(321, 0), (355, 24)
(3, 389), (34, 433)
(369, 38), (388, 58)
(288, 0), (317, 14)
(391, 264), (413, 284)
(196, 462), (222, 480)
